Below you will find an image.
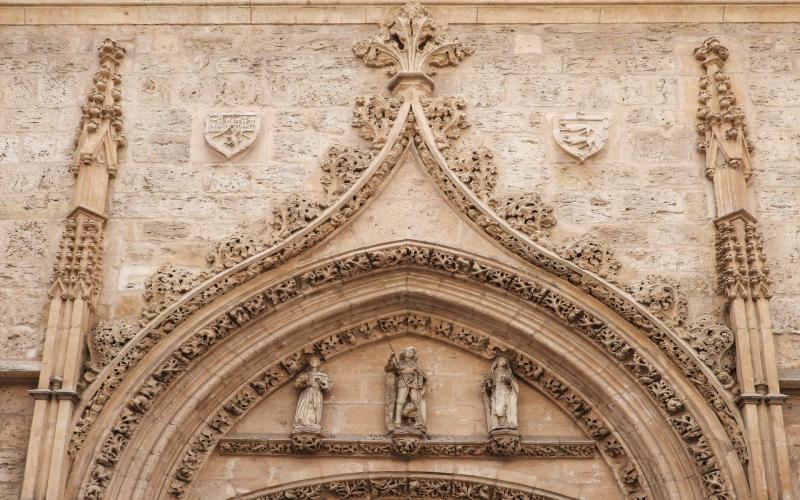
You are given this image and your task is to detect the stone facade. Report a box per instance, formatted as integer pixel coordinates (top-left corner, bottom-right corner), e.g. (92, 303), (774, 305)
(1, 2), (800, 499)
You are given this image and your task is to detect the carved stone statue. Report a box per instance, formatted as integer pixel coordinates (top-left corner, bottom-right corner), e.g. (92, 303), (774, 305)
(385, 346), (427, 434)
(482, 356), (519, 432)
(292, 355), (332, 434)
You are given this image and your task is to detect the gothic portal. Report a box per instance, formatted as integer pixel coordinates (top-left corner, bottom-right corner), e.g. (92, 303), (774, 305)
(1, 2), (799, 500)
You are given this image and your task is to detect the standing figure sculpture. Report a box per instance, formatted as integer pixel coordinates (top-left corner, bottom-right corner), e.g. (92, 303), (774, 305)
(481, 356), (519, 432)
(292, 355), (332, 434)
(385, 346), (428, 434)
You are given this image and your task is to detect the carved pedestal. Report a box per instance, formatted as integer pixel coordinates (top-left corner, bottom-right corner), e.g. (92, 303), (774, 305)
(390, 427), (425, 457)
(487, 429), (522, 456)
(290, 431), (323, 452)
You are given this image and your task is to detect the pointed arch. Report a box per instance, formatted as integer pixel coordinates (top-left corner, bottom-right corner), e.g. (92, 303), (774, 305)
(67, 242), (748, 499)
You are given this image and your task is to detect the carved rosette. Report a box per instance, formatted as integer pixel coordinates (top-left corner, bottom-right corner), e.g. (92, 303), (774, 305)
(353, 95), (404, 148)
(694, 37), (753, 181)
(353, 2), (473, 81)
(559, 235), (622, 281)
(626, 274), (688, 329)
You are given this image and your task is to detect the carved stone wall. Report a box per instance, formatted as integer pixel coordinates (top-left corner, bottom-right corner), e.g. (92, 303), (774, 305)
(1, 8), (800, 500)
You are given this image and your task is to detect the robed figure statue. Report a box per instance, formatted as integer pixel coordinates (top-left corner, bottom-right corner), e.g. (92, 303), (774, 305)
(292, 355), (332, 434)
(481, 356), (519, 432)
(385, 346), (428, 434)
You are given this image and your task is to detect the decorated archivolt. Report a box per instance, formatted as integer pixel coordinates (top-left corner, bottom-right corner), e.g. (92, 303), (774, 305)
(71, 5), (748, 500)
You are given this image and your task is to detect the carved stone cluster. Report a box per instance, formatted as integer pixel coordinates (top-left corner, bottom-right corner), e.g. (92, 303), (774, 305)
(244, 474), (557, 500)
(626, 274), (688, 328)
(686, 316), (736, 389)
(353, 95), (404, 148)
(694, 37), (753, 180)
(218, 435), (596, 459)
(353, 2), (473, 77)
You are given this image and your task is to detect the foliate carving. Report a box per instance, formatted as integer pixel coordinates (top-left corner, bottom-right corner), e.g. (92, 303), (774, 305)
(694, 38), (753, 181)
(559, 235), (622, 281)
(49, 214), (105, 307)
(320, 145), (374, 204)
(84, 320), (139, 383)
(553, 113), (610, 163)
(353, 95), (404, 148)
(495, 193), (557, 241)
(206, 232), (266, 274)
(72, 38), (126, 177)
(627, 275), (688, 328)
(203, 113), (260, 159)
(218, 435), (596, 459)
(353, 2), (473, 77)
(686, 316), (735, 389)
(445, 147), (497, 203)
(420, 95), (469, 150)
(269, 193), (323, 243)
(142, 264), (200, 321)
(242, 474), (558, 500)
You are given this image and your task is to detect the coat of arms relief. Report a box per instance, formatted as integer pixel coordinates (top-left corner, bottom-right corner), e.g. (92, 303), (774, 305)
(204, 112), (261, 159)
(553, 112), (610, 163)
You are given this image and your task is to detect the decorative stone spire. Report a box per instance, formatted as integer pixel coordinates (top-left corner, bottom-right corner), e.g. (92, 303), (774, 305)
(354, 2), (473, 93)
(694, 37), (753, 184)
(72, 37), (126, 178)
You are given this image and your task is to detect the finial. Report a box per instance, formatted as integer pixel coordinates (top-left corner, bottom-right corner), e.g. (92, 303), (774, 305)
(353, 2), (473, 93)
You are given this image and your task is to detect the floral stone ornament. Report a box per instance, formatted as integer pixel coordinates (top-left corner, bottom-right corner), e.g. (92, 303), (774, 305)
(553, 112), (610, 163)
(204, 112), (261, 159)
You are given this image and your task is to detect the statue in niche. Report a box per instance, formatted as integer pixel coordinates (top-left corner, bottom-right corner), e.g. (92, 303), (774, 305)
(385, 346), (428, 435)
(481, 355), (519, 432)
(292, 355), (332, 434)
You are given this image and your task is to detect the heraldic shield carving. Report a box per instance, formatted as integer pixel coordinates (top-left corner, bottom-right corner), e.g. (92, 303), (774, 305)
(553, 112), (610, 163)
(204, 112), (261, 159)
